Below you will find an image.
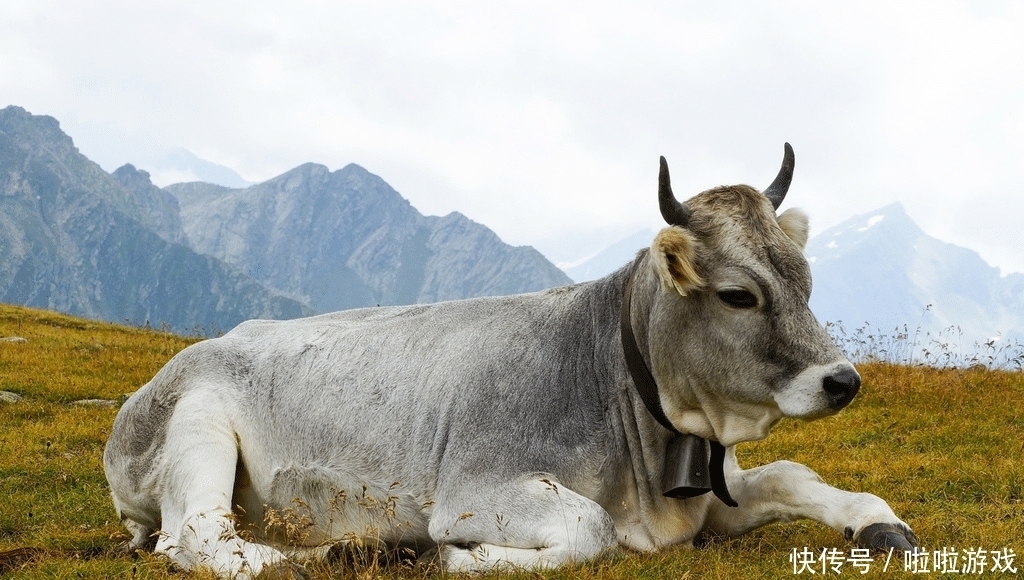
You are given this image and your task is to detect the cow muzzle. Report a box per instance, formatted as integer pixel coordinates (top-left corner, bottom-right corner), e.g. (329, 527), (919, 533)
(822, 367), (861, 409)
(773, 362), (862, 418)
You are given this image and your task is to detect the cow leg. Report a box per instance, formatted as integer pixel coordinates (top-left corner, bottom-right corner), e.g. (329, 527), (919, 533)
(428, 475), (618, 572)
(153, 392), (296, 579)
(702, 448), (918, 550)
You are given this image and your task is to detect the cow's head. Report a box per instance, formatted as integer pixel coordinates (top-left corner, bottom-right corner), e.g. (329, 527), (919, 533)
(643, 144), (859, 446)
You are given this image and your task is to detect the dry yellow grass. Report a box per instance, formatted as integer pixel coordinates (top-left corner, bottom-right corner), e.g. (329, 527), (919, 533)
(1, 303), (1021, 579)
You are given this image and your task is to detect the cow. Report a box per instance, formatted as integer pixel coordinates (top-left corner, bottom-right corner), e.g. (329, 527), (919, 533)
(104, 145), (918, 579)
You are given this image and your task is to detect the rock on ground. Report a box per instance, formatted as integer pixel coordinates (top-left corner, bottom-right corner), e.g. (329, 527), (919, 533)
(71, 399), (119, 407)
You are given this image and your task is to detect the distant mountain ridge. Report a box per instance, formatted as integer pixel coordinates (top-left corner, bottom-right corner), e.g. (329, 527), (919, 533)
(164, 163), (571, 313)
(133, 147), (253, 189)
(0, 105), (571, 332)
(0, 106), (311, 332)
(562, 228), (656, 283)
(806, 203), (1024, 345)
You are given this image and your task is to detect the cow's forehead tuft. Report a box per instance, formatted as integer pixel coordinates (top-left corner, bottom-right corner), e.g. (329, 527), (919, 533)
(684, 184), (811, 292)
(685, 185), (784, 245)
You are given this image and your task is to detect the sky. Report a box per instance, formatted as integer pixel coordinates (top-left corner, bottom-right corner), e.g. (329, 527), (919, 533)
(2, 1), (1022, 273)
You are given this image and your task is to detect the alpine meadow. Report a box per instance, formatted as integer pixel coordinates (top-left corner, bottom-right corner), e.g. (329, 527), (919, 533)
(5, 2), (1024, 577)
(1, 302), (1021, 579)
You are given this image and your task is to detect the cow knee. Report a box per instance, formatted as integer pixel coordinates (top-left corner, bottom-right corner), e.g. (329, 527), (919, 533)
(541, 511), (619, 564)
(565, 501), (618, 556)
(429, 478), (617, 571)
(437, 504), (616, 574)
(522, 477), (617, 558)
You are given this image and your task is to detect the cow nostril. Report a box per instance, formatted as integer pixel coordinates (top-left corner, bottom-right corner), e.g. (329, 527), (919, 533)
(822, 368), (861, 407)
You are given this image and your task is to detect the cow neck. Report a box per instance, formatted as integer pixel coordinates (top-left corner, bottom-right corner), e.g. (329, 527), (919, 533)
(620, 258), (738, 507)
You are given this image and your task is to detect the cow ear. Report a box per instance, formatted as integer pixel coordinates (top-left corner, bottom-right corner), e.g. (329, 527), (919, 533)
(777, 208), (809, 249)
(651, 226), (704, 296)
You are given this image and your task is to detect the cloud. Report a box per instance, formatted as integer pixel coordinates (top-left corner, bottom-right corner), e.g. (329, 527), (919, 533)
(2, 0), (1022, 271)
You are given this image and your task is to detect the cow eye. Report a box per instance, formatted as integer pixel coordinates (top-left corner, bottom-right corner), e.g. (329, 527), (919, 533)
(717, 289), (758, 309)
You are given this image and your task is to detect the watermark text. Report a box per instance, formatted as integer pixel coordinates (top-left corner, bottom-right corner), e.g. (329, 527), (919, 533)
(789, 546), (1018, 575)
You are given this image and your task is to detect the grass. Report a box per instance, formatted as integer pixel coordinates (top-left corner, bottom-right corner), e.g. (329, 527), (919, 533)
(826, 317), (1024, 370)
(1, 302), (1022, 578)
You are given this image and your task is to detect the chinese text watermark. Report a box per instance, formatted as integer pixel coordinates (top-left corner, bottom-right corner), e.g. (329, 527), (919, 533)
(789, 546), (1018, 575)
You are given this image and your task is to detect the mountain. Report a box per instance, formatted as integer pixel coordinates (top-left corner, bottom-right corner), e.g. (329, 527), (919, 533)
(0, 105), (311, 332)
(110, 164), (188, 246)
(137, 147), (253, 189)
(165, 164), (572, 312)
(562, 228), (656, 283)
(807, 202), (1024, 346)
(0, 106), (571, 332)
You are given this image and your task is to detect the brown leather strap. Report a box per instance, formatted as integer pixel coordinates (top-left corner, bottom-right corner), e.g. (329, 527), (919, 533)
(620, 257), (737, 507)
(620, 259), (679, 435)
(709, 439), (736, 507)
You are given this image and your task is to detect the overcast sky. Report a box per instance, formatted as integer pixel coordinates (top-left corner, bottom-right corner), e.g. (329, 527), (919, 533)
(3, 1), (1022, 272)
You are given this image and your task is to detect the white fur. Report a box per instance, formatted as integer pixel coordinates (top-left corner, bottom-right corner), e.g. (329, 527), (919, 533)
(438, 478), (616, 572)
(704, 449), (909, 541)
(153, 391), (291, 578)
(778, 208), (810, 249)
(774, 361), (857, 418)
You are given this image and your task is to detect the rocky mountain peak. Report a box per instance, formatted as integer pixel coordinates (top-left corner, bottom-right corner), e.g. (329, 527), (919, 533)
(111, 163), (153, 189)
(168, 161), (571, 312)
(0, 106), (76, 157)
(111, 163), (188, 246)
(1, 106), (574, 332)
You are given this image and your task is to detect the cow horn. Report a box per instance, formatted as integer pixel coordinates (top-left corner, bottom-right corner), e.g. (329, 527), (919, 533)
(659, 156), (691, 227)
(763, 143), (795, 210)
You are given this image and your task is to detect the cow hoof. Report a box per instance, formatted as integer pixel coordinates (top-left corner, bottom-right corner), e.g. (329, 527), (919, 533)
(856, 522), (920, 552)
(416, 545), (440, 565)
(113, 542), (150, 558)
(256, 561), (311, 580)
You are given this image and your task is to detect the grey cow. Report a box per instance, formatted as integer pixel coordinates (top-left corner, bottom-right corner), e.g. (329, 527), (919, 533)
(104, 145), (918, 578)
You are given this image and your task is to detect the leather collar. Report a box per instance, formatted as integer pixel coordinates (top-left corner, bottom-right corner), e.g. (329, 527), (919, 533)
(619, 257), (737, 507)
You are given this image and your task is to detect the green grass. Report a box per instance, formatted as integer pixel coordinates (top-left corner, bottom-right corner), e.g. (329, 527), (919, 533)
(1, 303), (1022, 578)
